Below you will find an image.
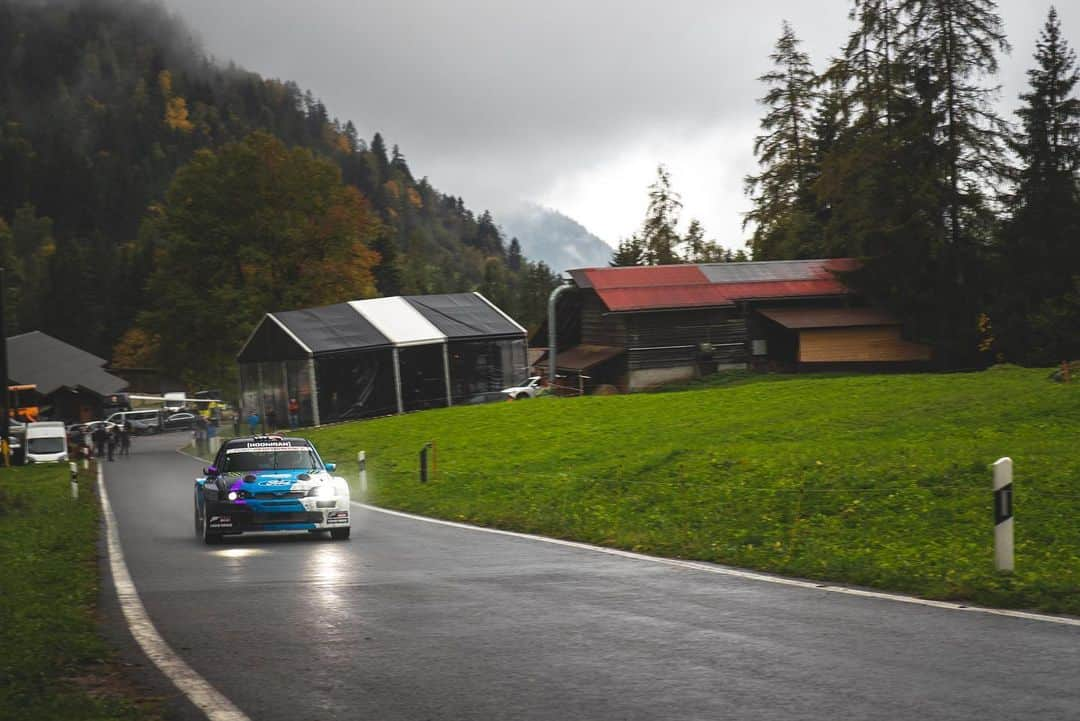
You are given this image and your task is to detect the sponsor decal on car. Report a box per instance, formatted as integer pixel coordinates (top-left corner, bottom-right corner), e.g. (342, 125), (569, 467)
(209, 515), (233, 528)
(326, 511), (349, 525)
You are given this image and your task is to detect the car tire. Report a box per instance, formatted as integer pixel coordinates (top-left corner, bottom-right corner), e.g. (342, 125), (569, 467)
(515, 393), (529, 400)
(199, 501), (221, 545)
(330, 527), (351, 541)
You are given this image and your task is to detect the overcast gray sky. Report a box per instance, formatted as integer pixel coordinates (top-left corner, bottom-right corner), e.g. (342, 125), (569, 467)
(162, 0), (1075, 249)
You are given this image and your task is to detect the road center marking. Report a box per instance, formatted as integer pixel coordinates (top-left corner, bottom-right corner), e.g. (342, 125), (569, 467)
(98, 463), (252, 721)
(352, 501), (1080, 628)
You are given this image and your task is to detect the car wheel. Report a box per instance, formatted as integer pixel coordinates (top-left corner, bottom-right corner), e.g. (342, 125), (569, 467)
(515, 393), (530, 400)
(200, 503), (221, 545)
(330, 527), (351, 541)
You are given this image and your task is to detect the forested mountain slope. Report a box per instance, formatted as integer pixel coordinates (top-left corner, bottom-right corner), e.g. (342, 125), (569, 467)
(0, 0), (556, 373)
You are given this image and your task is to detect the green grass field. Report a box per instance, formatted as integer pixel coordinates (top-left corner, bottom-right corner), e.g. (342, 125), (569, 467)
(306, 366), (1080, 615)
(0, 463), (158, 721)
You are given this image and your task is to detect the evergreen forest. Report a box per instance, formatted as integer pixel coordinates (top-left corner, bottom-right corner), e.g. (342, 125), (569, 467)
(740, 2), (1080, 366)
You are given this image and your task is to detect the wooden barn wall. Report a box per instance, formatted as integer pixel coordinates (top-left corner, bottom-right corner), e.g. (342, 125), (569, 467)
(581, 291), (627, 347)
(624, 308), (747, 369)
(798, 327), (933, 363)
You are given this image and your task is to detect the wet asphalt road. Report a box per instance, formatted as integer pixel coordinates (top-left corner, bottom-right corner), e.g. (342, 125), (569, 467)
(101, 435), (1080, 721)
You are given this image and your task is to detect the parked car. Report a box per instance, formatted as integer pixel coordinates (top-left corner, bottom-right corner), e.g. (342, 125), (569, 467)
(500, 376), (546, 400)
(163, 412), (198, 431)
(105, 409), (163, 434)
(69, 420), (119, 434)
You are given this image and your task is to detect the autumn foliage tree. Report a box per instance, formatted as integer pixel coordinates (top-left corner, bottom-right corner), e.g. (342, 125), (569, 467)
(129, 131), (381, 389)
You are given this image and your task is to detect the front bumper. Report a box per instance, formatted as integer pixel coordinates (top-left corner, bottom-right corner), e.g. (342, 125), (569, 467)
(204, 498), (350, 533)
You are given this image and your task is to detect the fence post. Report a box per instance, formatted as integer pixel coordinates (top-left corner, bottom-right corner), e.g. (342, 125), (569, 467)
(358, 450), (367, 495)
(992, 457), (1014, 572)
(419, 443), (431, 483)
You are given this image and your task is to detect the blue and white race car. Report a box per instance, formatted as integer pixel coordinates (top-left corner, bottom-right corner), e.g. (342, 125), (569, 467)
(194, 436), (351, 544)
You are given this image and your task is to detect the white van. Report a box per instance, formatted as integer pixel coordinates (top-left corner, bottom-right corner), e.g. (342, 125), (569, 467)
(106, 409), (163, 434)
(24, 421), (69, 463)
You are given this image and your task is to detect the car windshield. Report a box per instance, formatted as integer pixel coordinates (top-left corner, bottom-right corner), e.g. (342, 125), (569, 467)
(222, 449), (320, 472)
(27, 438), (65, 454)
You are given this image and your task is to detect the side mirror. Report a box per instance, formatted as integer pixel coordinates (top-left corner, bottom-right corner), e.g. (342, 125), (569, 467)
(324, 462), (336, 472)
(204, 466), (218, 477)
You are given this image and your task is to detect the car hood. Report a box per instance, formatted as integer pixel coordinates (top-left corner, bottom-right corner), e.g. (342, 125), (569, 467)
(223, 469), (333, 493)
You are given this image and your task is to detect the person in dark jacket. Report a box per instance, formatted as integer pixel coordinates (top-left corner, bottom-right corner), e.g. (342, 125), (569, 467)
(106, 426), (118, 461)
(119, 422), (132, 456)
(92, 425), (107, 458)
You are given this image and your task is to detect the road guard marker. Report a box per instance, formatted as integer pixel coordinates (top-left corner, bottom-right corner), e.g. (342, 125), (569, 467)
(993, 457), (1014, 572)
(98, 463), (251, 721)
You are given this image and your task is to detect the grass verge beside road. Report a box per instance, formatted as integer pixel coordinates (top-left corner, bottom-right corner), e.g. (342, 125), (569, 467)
(0, 463), (158, 721)
(307, 366), (1080, 616)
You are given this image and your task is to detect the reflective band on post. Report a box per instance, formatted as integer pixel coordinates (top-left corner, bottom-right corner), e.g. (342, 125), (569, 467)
(992, 457), (1014, 573)
(994, 483), (1013, 525)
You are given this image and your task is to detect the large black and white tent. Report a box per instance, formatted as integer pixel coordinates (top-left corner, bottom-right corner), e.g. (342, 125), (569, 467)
(237, 293), (528, 424)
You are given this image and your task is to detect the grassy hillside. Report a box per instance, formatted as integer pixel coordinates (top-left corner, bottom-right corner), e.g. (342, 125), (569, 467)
(306, 367), (1080, 615)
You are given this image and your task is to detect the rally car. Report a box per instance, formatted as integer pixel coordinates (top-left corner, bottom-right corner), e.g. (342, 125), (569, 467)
(194, 436), (351, 544)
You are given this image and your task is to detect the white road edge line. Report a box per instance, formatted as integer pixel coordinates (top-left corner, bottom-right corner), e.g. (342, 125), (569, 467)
(351, 501), (1080, 628)
(97, 462), (252, 721)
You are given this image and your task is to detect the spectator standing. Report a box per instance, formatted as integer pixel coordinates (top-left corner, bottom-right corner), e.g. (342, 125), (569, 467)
(206, 417), (218, 454)
(106, 426), (117, 461)
(119, 422), (132, 457)
(288, 398), (300, 428)
(266, 407), (278, 432)
(92, 425), (107, 458)
(247, 410), (259, 436)
(194, 415), (208, 456)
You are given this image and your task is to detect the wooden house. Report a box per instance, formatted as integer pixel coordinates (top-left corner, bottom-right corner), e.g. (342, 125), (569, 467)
(536, 259), (931, 392)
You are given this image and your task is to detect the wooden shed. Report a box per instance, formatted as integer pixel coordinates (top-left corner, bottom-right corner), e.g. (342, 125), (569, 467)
(756, 308), (932, 368)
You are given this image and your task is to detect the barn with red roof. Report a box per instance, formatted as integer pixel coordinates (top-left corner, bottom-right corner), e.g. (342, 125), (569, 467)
(536, 259), (931, 392)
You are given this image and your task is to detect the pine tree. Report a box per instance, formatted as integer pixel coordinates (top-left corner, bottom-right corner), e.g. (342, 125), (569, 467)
(639, 165), (683, 264)
(744, 22), (819, 260)
(372, 232), (403, 296)
(390, 143), (413, 180)
(901, 0), (1009, 248)
(900, 0), (1009, 364)
(610, 235), (645, 267)
(845, 0), (903, 131)
(507, 237), (523, 272)
(681, 219), (726, 263)
(370, 132), (389, 180)
(997, 6), (1080, 362)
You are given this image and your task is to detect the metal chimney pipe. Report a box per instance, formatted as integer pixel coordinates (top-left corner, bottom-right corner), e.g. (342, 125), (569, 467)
(547, 281), (574, 389)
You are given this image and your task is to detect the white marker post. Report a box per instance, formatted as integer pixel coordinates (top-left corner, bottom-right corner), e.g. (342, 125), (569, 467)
(992, 457), (1014, 572)
(358, 451), (367, 496)
(69, 461), (79, 500)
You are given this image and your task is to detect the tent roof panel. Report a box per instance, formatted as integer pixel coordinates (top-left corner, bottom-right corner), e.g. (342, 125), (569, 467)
(349, 297), (446, 347)
(273, 303), (392, 356)
(405, 293), (526, 339)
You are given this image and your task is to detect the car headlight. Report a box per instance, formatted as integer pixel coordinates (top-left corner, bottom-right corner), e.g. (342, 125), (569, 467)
(227, 490), (238, 501)
(308, 484), (335, 498)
